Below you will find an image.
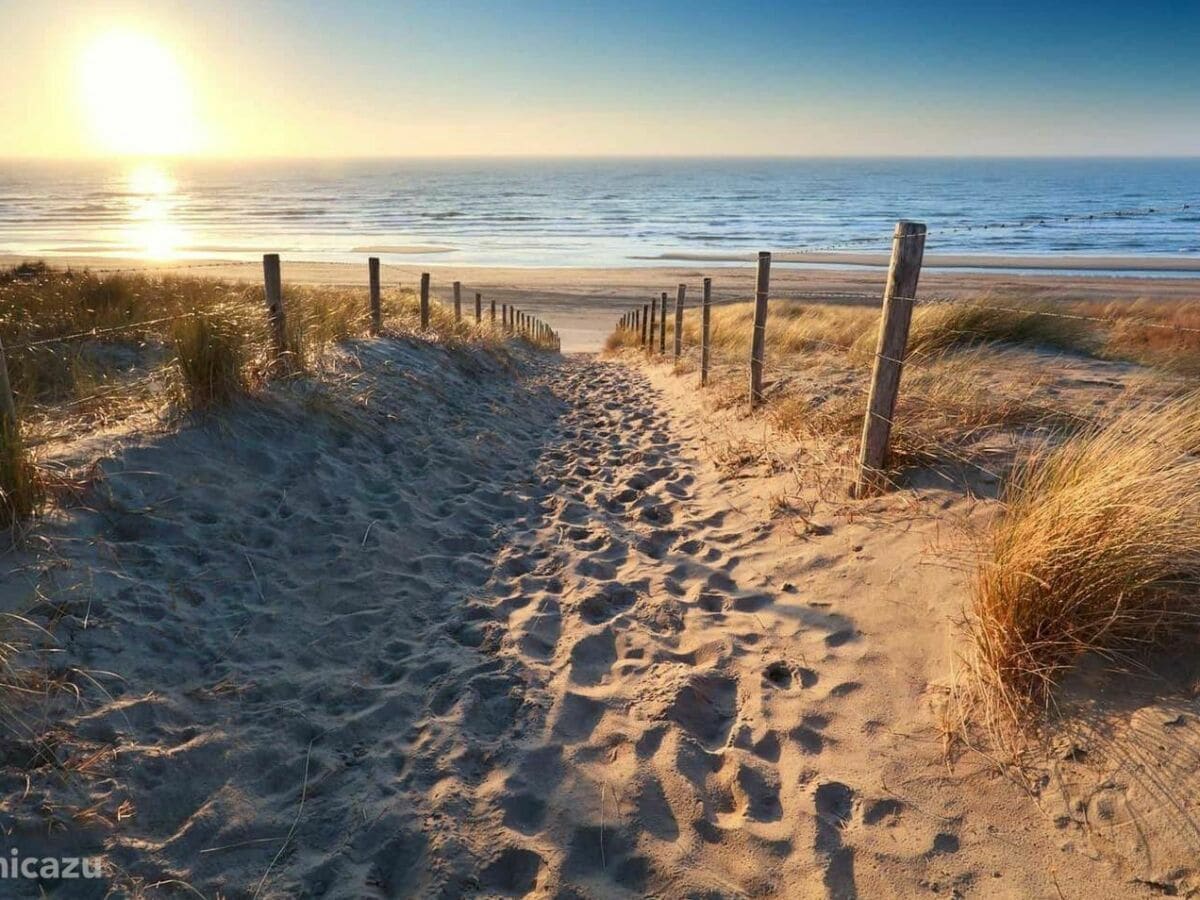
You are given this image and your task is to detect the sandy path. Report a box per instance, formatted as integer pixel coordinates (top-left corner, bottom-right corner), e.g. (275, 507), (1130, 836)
(1, 343), (1157, 897)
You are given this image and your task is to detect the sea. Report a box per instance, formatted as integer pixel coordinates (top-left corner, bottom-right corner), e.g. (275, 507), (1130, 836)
(1, 157), (1197, 273)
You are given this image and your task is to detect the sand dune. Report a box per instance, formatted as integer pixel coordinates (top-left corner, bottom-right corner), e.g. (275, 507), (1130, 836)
(0, 317), (1180, 896)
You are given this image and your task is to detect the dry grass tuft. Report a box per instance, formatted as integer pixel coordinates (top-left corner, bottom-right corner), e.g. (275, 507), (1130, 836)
(0, 419), (43, 529)
(171, 313), (251, 409)
(966, 395), (1200, 731)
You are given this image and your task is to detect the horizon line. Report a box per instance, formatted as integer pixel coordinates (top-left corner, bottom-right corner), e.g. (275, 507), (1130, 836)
(5, 153), (1200, 164)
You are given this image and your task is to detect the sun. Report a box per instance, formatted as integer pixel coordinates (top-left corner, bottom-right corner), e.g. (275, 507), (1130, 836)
(78, 28), (201, 156)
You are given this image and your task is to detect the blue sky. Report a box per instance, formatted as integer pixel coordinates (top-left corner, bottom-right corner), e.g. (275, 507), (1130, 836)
(2, 0), (1197, 156)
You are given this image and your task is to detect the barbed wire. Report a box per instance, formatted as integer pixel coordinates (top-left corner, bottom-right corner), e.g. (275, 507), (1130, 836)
(9, 313), (199, 351)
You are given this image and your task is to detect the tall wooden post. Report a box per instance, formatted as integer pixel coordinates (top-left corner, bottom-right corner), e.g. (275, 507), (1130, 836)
(673, 283), (686, 362)
(368, 257), (382, 335)
(420, 273), (431, 329)
(749, 252), (771, 409)
(262, 254), (287, 358)
(453, 281), (462, 322)
(475, 292), (482, 324)
(700, 277), (712, 387)
(647, 298), (657, 352)
(659, 292), (668, 354)
(853, 221), (927, 498)
(490, 296), (496, 324)
(0, 336), (19, 446)
(641, 303), (650, 347)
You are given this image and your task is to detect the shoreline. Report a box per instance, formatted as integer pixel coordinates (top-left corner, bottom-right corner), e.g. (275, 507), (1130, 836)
(8, 249), (1200, 276)
(5, 253), (1197, 352)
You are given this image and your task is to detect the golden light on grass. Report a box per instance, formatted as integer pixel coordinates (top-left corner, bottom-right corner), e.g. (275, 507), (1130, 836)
(966, 396), (1200, 728)
(78, 28), (200, 156)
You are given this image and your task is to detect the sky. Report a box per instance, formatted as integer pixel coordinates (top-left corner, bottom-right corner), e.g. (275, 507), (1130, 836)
(1, 0), (1198, 158)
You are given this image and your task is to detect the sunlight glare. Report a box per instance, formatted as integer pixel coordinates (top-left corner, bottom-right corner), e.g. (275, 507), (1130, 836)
(125, 162), (185, 258)
(79, 28), (200, 155)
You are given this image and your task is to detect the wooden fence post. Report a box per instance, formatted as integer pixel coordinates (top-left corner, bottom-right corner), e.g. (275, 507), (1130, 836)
(262, 253), (288, 358)
(853, 221), (927, 498)
(641, 303), (650, 347)
(368, 257), (382, 335)
(647, 298), (656, 351)
(490, 297), (496, 324)
(420, 272), (431, 329)
(475, 292), (482, 324)
(0, 336), (19, 445)
(659, 292), (668, 354)
(673, 283), (686, 362)
(748, 251), (771, 409)
(700, 277), (712, 387)
(453, 281), (462, 322)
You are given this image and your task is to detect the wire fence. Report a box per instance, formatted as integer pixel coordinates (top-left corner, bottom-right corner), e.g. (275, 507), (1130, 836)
(0, 255), (562, 462)
(611, 205), (1198, 495)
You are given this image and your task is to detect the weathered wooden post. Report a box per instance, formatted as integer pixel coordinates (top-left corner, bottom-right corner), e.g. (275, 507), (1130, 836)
(749, 252), (770, 409)
(700, 277), (712, 387)
(641, 303), (650, 347)
(368, 257), (382, 335)
(490, 297), (496, 324)
(262, 253), (288, 358)
(475, 292), (483, 324)
(647, 298), (657, 352)
(0, 336), (19, 446)
(673, 283), (686, 362)
(453, 281), (462, 322)
(420, 272), (431, 329)
(853, 221), (927, 498)
(659, 292), (668, 354)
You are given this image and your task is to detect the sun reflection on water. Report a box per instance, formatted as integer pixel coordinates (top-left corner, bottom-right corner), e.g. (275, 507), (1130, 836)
(125, 162), (186, 259)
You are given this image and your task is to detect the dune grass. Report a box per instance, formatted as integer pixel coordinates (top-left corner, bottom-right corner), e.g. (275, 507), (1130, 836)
(965, 396), (1200, 729)
(608, 293), (1200, 480)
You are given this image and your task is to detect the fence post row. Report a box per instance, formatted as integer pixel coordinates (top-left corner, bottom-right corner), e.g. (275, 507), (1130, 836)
(659, 292), (668, 354)
(748, 251), (771, 409)
(700, 277), (711, 387)
(420, 272), (431, 329)
(368, 256), (382, 335)
(853, 221), (927, 498)
(673, 283), (685, 362)
(262, 253), (288, 359)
